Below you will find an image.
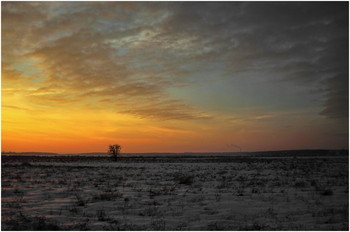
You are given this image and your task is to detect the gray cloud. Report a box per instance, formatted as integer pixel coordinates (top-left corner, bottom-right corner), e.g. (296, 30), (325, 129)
(2, 2), (348, 122)
(320, 74), (349, 119)
(165, 2), (348, 120)
(120, 100), (211, 121)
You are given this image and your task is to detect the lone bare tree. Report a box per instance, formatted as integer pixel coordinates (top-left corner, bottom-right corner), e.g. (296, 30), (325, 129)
(109, 144), (121, 161)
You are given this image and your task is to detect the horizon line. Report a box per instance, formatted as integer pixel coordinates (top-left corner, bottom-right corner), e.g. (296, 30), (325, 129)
(1, 148), (348, 155)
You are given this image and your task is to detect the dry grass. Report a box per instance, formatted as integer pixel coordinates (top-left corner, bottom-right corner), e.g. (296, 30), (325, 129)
(1, 156), (348, 230)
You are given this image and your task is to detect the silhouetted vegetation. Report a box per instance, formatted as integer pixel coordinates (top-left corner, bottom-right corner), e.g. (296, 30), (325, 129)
(108, 144), (121, 161)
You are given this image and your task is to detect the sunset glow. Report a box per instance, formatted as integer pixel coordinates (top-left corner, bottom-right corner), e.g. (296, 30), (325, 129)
(2, 2), (348, 153)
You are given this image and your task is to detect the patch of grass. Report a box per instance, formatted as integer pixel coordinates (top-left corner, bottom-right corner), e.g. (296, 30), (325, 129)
(239, 221), (270, 230)
(251, 187), (260, 193)
(321, 189), (334, 196)
(75, 194), (87, 206)
(140, 206), (162, 217)
(215, 192), (221, 201)
(176, 174), (194, 185)
(150, 218), (166, 230)
(4, 213), (61, 231)
(92, 191), (122, 201)
(21, 162), (32, 167)
(294, 180), (307, 188)
(207, 221), (227, 230)
(96, 209), (107, 221)
(68, 205), (78, 214)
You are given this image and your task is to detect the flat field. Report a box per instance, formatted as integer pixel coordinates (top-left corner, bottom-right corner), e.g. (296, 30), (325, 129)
(2, 154), (348, 230)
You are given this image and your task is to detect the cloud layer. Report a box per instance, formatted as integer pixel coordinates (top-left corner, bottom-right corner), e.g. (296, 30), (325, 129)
(2, 2), (348, 152)
(3, 2), (348, 121)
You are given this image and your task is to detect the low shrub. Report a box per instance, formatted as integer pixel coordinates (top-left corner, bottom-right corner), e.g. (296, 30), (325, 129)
(96, 209), (107, 221)
(175, 175), (194, 185)
(322, 189), (334, 196)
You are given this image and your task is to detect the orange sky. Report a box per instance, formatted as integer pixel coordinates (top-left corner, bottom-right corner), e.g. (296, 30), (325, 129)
(2, 2), (348, 153)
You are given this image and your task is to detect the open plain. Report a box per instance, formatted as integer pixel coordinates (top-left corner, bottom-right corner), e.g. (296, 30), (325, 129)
(2, 151), (348, 230)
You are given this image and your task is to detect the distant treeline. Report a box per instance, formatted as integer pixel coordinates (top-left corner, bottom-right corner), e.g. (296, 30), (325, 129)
(249, 149), (348, 157)
(1, 152), (59, 156)
(1, 149), (348, 157)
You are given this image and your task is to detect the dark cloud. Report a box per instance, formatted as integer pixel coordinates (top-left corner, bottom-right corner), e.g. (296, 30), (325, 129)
(2, 65), (26, 81)
(79, 82), (164, 98)
(170, 2), (348, 121)
(320, 74), (349, 119)
(120, 100), (211, 121)
(2, 2), (348, 122)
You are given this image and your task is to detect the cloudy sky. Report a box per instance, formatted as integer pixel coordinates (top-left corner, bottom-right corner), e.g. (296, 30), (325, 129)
(2, 2), (348, 153)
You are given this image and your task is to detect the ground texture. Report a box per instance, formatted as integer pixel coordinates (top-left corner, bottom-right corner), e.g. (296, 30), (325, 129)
(2, 155), (349, 230)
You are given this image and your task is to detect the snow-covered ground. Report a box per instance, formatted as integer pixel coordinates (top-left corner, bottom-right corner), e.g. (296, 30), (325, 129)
(2, 155), (348, 230)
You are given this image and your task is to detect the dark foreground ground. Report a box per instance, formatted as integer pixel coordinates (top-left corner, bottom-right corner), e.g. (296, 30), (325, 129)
(2, 151), (349, 230)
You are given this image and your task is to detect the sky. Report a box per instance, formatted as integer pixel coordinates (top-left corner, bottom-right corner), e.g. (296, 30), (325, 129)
(2, 2), (349, 153)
